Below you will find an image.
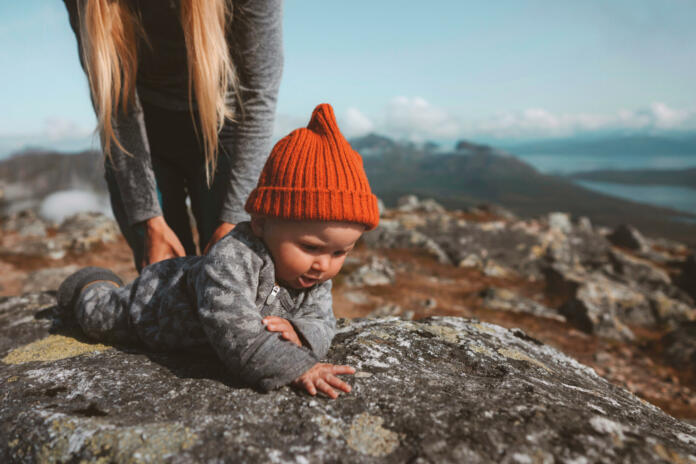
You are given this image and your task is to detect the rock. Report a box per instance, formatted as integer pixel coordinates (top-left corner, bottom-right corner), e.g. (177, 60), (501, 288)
(471, 203), (517, 221)
(396, 195), (445, 213)
(576, 216), (593, 232)
(346, 256), (396, 287)
(376, 197), (386, 216)
(608, 224), (649, 252)
(58, 212), (119, 253)
(22, 266), (80, 293)
(548, 212), (572, 234)
(677, 253), (696, 302)
(368, 304), (414, 320)
(415, 216), (542, 278)
(658, 322), (696, 371)
(1, 210), (48, 237)
(1, 293), (695, 462)
(609, 248), (671, 289)
(545, 267), (652, 340)
(480, 287), (564, 322)
(650, 292), (696, 330)
(0, 212), (119, 260)
(362, 220), (451, 265)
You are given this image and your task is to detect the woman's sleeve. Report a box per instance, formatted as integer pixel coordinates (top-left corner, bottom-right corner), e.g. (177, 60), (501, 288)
(219, 0), (284, 224)
(63, 0), (162, 226)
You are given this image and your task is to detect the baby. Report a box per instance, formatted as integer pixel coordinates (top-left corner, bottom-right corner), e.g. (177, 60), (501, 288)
(57, 103), (379, 398)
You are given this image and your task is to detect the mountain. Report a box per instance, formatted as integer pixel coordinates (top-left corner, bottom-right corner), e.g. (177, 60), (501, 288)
(0, 149), (106, 215)
(569, 167), (696, 189)
(355, 135), (696, 245)
(3, 138), (696, 245)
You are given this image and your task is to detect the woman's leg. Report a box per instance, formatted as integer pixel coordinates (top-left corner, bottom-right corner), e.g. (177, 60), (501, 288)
(105, 102), (201, 271)
(187, 148), (230, 250)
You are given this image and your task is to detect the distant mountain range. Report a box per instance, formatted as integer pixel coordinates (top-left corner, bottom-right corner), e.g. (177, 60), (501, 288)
(2, 136), (696, 245)
(0, 149), (106, 214)
(351, 133), (696, 245)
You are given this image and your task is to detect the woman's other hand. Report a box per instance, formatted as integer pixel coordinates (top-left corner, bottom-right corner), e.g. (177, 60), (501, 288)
(204, 222), (236, 254)
(142, 216), (186, 267)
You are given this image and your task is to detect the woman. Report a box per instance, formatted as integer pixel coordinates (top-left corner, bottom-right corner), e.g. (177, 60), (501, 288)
(63, 0), (283, 271)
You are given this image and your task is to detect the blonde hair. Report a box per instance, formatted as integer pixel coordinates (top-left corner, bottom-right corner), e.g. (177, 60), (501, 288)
(80, 0), (238, 183)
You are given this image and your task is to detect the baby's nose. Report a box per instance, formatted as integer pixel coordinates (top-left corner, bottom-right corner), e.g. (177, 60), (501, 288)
(312, 254), (330, 271)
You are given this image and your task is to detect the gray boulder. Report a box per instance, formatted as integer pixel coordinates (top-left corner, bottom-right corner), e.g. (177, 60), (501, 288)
(607, 224), (649, 252)
(1, 292), (695, 462)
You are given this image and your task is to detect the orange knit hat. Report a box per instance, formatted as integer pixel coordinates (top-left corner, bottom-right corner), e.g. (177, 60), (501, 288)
(245, 103), (379, 230)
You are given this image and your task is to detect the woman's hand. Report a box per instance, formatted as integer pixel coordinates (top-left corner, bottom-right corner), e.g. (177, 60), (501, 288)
(204, 221), (236, 253)
(142, 216), (186, 268)
(292, 363), (355, 399)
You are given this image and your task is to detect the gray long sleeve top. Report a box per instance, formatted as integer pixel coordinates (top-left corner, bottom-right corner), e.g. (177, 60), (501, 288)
(122, 222), (336, 391)
(63, 0), (283, 225)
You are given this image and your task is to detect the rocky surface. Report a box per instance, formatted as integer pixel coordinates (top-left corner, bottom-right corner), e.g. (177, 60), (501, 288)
(1, 292), (695, 463)
(1, 196), (696, 424)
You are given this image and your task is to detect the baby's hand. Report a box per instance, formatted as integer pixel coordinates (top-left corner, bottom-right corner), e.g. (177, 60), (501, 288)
(293, 363), (356, 399)
(262, 316), (301, 347)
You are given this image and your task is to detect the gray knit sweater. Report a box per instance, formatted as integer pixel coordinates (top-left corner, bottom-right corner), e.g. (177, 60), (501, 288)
(63, 0), (283, 225)
(76, 222), (336, 391)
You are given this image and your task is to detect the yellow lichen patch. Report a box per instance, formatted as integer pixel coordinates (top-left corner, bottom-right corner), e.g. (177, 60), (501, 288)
(498, 348), (551, 372)
(653, 443), (690, 464)
(472, 323), (498, 335)
(423, 325), (461, 344)
(39, 417), (198, 463)
(6, 376), (19, 383)
(469, 344), (493, 357)
(2, 335), (111, 365)
(346, 412), (399, 457)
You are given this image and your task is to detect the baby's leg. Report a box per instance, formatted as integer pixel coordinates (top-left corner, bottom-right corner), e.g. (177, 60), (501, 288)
(76, 281), (138, 345)
(58, 267), (138, 345)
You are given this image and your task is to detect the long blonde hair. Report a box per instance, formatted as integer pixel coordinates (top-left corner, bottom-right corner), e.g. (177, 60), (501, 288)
(79, 0), (238, 183)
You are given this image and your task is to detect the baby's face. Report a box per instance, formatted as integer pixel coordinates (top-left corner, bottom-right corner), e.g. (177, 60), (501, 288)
(251, 218), (364, 290)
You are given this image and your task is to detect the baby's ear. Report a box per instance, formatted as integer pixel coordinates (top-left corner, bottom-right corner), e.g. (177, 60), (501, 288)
(250, 216), (266, 237)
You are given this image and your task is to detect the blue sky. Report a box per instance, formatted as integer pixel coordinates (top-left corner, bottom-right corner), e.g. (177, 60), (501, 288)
(1, 0), (695, 157)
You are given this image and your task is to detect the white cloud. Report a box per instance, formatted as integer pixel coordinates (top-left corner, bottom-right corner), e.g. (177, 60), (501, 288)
(39, 190), (112, 223)
(340, 107), (374, 138)
(42, 117), (93, 140)
(381, 96), (461, 141)
(272, 113), (306, 141)
(466, 102), (696, 139)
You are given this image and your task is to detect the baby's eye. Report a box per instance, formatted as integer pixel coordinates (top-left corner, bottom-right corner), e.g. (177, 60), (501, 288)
(301, 243), (320, 252)
(333, 250), (348, 257)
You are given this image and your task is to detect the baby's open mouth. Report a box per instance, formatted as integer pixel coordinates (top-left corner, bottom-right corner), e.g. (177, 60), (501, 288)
(298, 275), (319, 287)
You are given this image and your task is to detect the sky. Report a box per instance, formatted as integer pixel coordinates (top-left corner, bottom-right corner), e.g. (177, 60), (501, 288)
(1, 0), (696, 157)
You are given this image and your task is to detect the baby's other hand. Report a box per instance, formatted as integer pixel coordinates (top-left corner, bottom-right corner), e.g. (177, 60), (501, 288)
(262, 316), (301, 346)
(293, 363), (355, 399)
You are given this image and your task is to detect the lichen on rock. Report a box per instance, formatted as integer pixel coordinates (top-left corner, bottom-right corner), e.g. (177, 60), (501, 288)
(1, 292), (695, 462)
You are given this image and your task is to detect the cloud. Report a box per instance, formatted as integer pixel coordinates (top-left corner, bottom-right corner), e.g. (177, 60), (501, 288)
(42, 117), (93, 140)
(381, 97), (461, 141)
(340, 107), (374, 138)
(272, 113), (306, 141)
(39, 190), (112, 223)
(465, 102), (696, 139)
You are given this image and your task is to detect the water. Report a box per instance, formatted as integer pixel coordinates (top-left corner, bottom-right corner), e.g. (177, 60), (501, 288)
(574, 180), (696, 216)
(514, 153), (696, 174)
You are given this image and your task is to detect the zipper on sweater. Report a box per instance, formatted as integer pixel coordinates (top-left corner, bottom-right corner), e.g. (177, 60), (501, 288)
(265, 285), (280, 305)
